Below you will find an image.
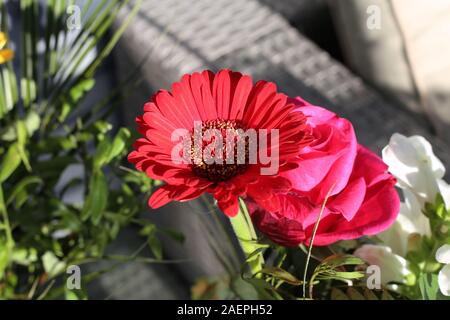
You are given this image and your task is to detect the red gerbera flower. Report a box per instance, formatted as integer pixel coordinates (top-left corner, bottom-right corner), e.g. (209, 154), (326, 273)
(128, 69), (312, 216)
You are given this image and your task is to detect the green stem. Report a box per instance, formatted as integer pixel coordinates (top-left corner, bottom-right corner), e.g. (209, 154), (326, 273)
(0, 183), (14, 279)
(0, 183), (14, 245)
(302, 183), (335, 299)
(229, 199), (264, 276)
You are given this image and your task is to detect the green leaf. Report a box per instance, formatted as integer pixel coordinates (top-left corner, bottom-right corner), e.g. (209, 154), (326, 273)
(6, 175), (43, 206)
(16, 120), (31, 171)
(24, 110), (40, 136)
(0, 125), (16, 141)
(11, 247), (38, 266)
(260, 267), (303, 286)
(58, 102), (71, 122)
(93, 137), (112, 170)
(1, 65), (18, 115)
(139, 223), (163, 260)
(332, 271), (365, 280)
(93, 121), (113, 134)
(107, 128), (130, 162)
(0, 243), (12, 280)
(231, 276), (260, 300)
(235, 277), (276, 300)
(92, 128), (131, 170)
(20, 0), (38, 108)
(65, 289), (87, 300)
(419, 273), (440, 300)
(322, 254), (365, 268)
(69, 78), (95, 102)
(148, 234), (162, 260)
(16, 121), (27, 145)
(313, 254), (365, 282)
(0, 143), (22, 183)
(81, 170), (108, 224)
(42, 251), (66, 278)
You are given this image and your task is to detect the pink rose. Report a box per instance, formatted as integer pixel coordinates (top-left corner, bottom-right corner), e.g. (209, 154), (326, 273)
(248, 98), (400, 246)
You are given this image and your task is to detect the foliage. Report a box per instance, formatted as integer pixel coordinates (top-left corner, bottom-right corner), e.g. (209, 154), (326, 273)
(0, 0), (168, 299)
(190, 200), (378, 300)
(406, 193), (450, 300)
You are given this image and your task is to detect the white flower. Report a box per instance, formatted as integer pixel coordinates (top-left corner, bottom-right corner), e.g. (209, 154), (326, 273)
(378, 188), (431, 257)
(436, 244), (450, 296)
(437, 180), (450, 210)
(354, 244), (411, 285)
(382, 134), (449, 209)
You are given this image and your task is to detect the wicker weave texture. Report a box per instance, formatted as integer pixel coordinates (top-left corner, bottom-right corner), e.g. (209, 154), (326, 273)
(116, 0), (449, 168)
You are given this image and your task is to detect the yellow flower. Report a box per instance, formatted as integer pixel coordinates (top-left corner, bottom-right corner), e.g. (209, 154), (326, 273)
(0, 32), (14, 64)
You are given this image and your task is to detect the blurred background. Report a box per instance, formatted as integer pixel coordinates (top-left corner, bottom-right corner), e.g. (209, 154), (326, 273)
(3, 0), (450, 299)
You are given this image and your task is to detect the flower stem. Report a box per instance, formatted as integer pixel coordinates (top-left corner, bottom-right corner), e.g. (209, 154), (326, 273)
(229, 199), (264, 276)
(302, 183), (335, 299)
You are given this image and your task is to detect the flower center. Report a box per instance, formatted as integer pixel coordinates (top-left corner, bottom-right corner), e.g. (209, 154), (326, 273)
(190, 119), (249, 182)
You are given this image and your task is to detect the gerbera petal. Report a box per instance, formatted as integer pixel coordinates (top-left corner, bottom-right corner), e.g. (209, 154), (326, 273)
(149, 184), (205, 209)
(154, 90), (191, 129)
(213, 69), (231, 119)
(229, 74), (252, 120)
(148, 186), (173, 209)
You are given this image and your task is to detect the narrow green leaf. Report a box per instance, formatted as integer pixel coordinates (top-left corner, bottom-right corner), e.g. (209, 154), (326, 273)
(260, 267), (304, 286)
(419, 273), (440, 300)
(0, 73), (7, 118)
(24, 110), (40, 136)
(42, 251), (66, 278)
(93, 137), (112, 170)
(322, 254), (365, 268)
(81, 170), (108, 224)
(107, 128), (131, 162)
(0, 143), (22, 183)
(231, 276), (259, 300)
(16, 120), (32, 172)
(6, 176), (43, 206)
(332, 271), (365, 280)
(69, 78), (95, 102)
